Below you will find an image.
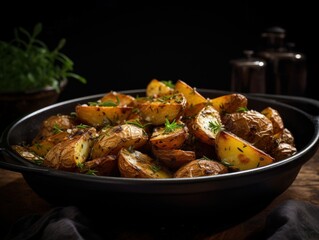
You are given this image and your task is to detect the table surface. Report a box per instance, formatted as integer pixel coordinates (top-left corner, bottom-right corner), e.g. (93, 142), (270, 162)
(1, 148), (319, 239)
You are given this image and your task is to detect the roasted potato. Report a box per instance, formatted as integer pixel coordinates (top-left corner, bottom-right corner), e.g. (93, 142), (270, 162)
(90, 123), (148, 159)
(274, 128), (295, 146)
(150, 120), (188, 149)
(77, 155), (118, 176)
(174, 159), (228, 178)
(215, 131), (274, 171)
(271, 142), (297, 161)
(146, 79), (174, 97)
(271, 128), (297, 161)
(174, 79), (207, 107)
(222, 110), (274, 153)
(32, 114), (76, 143)
(136, 93), (186, 125)
(187, 105), (222, 145)
(99, 91), (136, 107)
(209, 93), (248, 114)
(29, 131), (70, 157)
(11, 145), (43, 164)
(75, 104), (133, 127)
(152, 148), (196, 170)
(44, 128), (97, 170)
(118, 148), (172, 178)
(261, 107), (284, 135)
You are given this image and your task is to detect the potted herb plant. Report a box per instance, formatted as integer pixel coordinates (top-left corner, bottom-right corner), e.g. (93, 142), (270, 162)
(0, 23), (87, 128)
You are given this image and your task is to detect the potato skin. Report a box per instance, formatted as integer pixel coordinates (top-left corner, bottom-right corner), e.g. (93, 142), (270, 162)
(118, 148), (172, 178)
(99, 91), (136, 107)
(261, 107), (284, 135)
(150, 121), (188, 149)
(187, 105), (222, 145)
(136, 93), (187, 125)
(44, 128), (97, 170)
(152, 148), (196, 170)
(271, 128), (297, 161)
(78, 155), (118, 176)
(174, 159), (228, 178)
(209, 93), (248, 114)
(90, 124), (148, 159)
(222, 110), (274, 153)
(32, 114), (76, 143)
(146, 79), (174, 97)
(75, 105), (133, 127)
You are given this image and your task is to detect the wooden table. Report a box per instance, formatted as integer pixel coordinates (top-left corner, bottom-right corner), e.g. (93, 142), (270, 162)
(1, 149), (319, 239)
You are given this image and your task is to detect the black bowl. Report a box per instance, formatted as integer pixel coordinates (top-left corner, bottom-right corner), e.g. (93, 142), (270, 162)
(1, 89), (319, 231)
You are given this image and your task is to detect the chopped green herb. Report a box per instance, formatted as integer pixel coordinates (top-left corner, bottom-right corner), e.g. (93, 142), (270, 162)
(161, 80), (175, 88)
(150, 164), (161, 173)
(88, 96), (120, 107)
(86, 169), (98, 176)
(164, 118), (184, 134)
(237, 107), (248, 112)
(76, 123), (90, 129)
(208, 120), (223, 134)
(125, 119), (151, 129)
(52, 124), (63, 134)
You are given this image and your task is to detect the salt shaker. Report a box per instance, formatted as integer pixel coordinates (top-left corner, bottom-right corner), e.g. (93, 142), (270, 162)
(230, 50), (266, 93)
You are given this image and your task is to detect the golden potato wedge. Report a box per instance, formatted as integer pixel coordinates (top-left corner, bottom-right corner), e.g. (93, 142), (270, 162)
(209, 93), (248, 114)
(261, 107), (284, 135)
(32, 114), (76, 143)
(222, 110), (274, 153)
(44, 128), (97, 170)
(90, 123), (148, 159)
(77, 155), (118, 176)
(152, 148), (196, 170)
(136, 93), (186, 125)
(187, 105), (222, 145)
(29, 131), (70, 157)
(150, 120), (188, 149)
(183, 102), (207, 118)
(99, 91), (136, 107)
(215, 131), (274, 171)
(12, 145), (43, 164)
(118, 148), (173, 178)
(146, 79), (174, 97)
(174, 80), (207, 107)
(75, 104), (133, 127)
(174, 159), (228, 178)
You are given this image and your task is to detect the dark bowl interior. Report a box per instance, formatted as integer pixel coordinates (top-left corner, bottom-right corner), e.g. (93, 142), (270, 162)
(1, 89), (319, 231)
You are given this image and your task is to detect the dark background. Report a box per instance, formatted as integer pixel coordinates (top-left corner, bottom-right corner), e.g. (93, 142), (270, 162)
(1, 0), (318, 100)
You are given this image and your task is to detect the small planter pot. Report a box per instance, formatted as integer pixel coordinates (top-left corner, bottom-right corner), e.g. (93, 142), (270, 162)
(0, 80), (67, 130)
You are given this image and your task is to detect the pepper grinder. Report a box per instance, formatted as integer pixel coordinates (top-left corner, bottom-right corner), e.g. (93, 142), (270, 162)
(257, 27), (307, 96)
(230, 50), (266, 93)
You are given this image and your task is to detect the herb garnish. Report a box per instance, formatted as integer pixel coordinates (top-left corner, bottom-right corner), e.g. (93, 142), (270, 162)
(237, 107), (248, 113)
(208, 120), (223, 134)
(164, 118), (184, 134)
(161, 80), (175, 88)
(52, 124), (63, 134)
(88, 96), (120, 107)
